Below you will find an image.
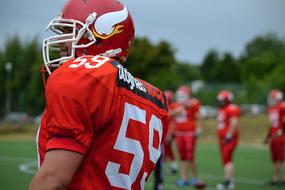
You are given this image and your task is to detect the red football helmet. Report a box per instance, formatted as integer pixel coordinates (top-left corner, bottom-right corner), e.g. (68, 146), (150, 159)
(175, 85), (191, 103)
(43, 0), (135, 74)
(217, 90), (233, 106)
(268, 89), (283, 106)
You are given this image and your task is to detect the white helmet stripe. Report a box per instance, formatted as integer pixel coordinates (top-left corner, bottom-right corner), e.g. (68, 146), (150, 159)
(94, 6), (128, 35)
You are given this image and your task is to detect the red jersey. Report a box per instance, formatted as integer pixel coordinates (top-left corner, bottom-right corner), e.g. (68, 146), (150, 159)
(216, 104), (240, 138)
(173, 99), (200, 132)
(37, 55), (170, 190)
(268, 102), (285, 139)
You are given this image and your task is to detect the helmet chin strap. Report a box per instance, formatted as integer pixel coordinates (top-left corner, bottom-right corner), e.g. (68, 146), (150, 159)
(85, 12), (98, 42)
(74, 12), (98, 48)
(41, 64), (50, 87)
(86, 12), (97, 26)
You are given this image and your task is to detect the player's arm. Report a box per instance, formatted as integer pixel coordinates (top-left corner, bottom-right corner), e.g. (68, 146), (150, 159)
(165, 120), (176, 145)
(195, 110), (203, 137)
(28, 149), (83, 190)
(224, 116), (239, 144)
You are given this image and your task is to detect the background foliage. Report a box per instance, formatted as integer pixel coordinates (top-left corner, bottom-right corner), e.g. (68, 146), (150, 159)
(0, 33), (285, 116)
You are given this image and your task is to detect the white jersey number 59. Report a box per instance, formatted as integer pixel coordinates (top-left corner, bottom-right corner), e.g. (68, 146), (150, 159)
(105, 102), (163, 190)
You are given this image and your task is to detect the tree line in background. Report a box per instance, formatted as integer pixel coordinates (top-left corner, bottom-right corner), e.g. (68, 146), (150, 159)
(0, 33), (285, 116)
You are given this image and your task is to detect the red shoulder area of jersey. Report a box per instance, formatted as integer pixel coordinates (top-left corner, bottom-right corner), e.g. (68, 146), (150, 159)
(270, 102), (285, 115)
(226, 104), (240, 116)
(51, 55), (169, 112)
(46, 55), (119, 96)
(268, 102), (285, 110)
(279, 102), (285, 109)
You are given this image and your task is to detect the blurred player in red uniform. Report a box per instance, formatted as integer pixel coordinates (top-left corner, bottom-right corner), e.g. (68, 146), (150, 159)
(170, 85), (205, 188)
(28, 0), (170, 190)
(265, 89), (285, 186)
(216, 90), (240, 190)
(163, 90), (178, 174)
(153, 90), (178, 190)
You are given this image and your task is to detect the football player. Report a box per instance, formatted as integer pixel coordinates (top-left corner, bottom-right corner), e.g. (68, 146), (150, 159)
(153, 90), (178, 190)
(265, 89), (285, 186)
(163, 90), (178, 174)
(28, 0), (170, 190)
(172, 85), (205, 188)
(216, 90), (240, 190)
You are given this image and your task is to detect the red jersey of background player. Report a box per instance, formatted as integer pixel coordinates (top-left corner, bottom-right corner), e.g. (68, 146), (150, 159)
(268, 101), (285, 141)
(174, 99), (200, 132)
(217, 104), (240, 138)
(37, 55), (170, 190)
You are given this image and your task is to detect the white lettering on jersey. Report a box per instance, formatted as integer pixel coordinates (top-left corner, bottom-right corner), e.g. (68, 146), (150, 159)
(105, 102), (163, 189)
(149, 114), (163, 163)
(118, 65), (147, 93)
(140, 172), (148, 189)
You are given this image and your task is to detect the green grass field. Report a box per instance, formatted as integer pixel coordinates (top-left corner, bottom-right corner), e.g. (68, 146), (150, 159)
(0, 115), (282, 190)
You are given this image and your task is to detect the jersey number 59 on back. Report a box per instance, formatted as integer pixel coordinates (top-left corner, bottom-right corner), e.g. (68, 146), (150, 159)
(105, 102), (163, 189)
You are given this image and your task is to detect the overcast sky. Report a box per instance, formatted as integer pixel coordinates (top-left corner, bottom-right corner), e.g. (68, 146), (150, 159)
(0, 0), (285, 64)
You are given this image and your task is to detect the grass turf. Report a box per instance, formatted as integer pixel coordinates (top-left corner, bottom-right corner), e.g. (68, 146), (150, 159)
(0, 115), (282, 190)
(0, 139), (280, 190)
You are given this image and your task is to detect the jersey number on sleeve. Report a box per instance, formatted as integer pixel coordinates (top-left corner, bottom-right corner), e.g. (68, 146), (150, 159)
(105, 102), (163, 189)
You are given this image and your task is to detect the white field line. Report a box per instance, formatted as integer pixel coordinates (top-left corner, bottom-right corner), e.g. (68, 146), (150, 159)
(0, 142), (268, 187)
(16, 160), (265, 189)
(16, 160), (265, 187)
(0, 155), (37, 175)
(19, 160), (37, 175)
